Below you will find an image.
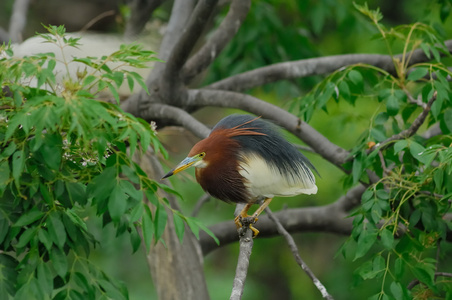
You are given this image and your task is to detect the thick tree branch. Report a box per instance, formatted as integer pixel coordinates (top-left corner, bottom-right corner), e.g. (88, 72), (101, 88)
(134, 151), (210, 300)
(9, 0), (31, 43)
(145, 103), (211, 138)
(162, 0), (218, 85)
(205, 40), (452, 92)
(0, 27), (9, 43)
(124, 0), (166, 38)
(187, 89), (350, 166)
(182, 0), (251, 84)
(157, 0), (196, 61)
(265, 207), (334, 300)
(200, 185), (366, 255)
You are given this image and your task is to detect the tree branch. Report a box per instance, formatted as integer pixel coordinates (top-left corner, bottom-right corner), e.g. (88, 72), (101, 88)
(205, 40), (452, 92)
(162, 0), (218, 85)
(187, 89), (350, 166)
(0, 27), (9, 43)
(9, 0), (31, 43)
(124, 0), (167, 38)
(369, 91), (437, 153)
(265, 207), (334, 300)
(144, 103), (211, 138)
(182, 0), (251, 84)
(157, 0), (196, 61)
(134, 150), (210, 300)
(200, 185), (366, 255)
(230, 224), (254, 300)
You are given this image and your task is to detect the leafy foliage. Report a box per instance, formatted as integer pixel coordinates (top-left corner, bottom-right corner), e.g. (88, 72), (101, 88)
(291, 5), (452, 299)
(0, 25), (216, 299)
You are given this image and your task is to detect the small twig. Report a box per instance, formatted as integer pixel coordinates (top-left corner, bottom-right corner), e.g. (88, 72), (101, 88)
(407, 272), (452, 290)
(265, 207), (334, 300)
(369, 91), (437, 153)
(230, 223), (254, 300)
(80, 10), (116, 33)
(293, 143), (315, 153)
(191, 193), (211, 217)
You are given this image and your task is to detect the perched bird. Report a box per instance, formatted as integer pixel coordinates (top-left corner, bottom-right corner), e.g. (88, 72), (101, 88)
(162, 114), (318, 236)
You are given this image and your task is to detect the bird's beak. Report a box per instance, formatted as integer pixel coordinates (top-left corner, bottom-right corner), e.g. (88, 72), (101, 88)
(162, 156), (200, 179)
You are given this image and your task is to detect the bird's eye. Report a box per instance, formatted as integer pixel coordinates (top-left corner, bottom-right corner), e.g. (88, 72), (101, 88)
(199, 152), (206, 158)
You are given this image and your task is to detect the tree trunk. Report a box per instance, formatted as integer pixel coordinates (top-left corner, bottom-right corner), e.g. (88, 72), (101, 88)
(136, 151), (210, 300)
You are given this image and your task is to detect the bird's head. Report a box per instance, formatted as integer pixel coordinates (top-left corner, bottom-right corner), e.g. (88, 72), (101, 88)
(161, 138), (214, 179)
(161, 116), (265, 180)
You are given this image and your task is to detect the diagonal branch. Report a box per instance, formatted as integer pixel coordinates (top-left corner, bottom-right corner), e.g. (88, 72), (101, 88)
(265, 207), (334, 300)
(182, 0), (251, 84)
(205, 40), (452, 92)
(162, 0), (219, 84)
(369, 91), (437, 153)
(200, 184), (366, 255)
(187, 88), (350, 166)
(9, 0), (31, 43)
(124, 0), (167, 38)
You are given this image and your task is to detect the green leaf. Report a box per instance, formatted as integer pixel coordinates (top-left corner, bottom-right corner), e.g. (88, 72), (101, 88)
(409, 141), (427, 164)
(47, 211), (66, 249)
(412, 263), (435, 289)
(16, 226), (37, 248)
(355, 230), (378, 260)
(393, 140), (408, 153)
(40, 134), (63, 170)
(376, 189), (389, 200)
(348, 70), (363, 86)
(394, 257), (405, 278)
(38, 229), (53, 251)
(98, 279), (127, 300)
(0, 219), (8, 245)
(352, 152), (364, 184)
(66, 182), (87, 206)
(386, 95), (399, 116)
(14, 210), (45, 227)
(129, 226), (141, 253)
(37, 261), (53, 295)
(0, 254), (18, 298)
(173, 213), (185, 243)
(407, 67), (428, 81)
(142, 206), (154, 251)
(390, 282), (405, 300)
(12, 150), (25, 184)
(370, 128), (386, 142)
(154, 203), (168, 242)
(49, 247), (68, 277)
(119, 179), (142, 201)
(0, 161), (10, 193)
(108, 185), (128, 222)
(380, 228), (394, 249)
(443, 108), (452, 133)
(129, 202), (144, 223)
(88, 167), (117, 203)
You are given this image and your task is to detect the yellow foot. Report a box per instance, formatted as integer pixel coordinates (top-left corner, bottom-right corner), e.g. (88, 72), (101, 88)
(234, 215), (260, 238)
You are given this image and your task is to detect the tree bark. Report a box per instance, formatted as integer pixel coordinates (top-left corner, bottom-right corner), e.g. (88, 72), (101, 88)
(135, 151), (210, 300)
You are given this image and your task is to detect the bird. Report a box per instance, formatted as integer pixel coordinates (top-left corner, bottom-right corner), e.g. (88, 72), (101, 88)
(162, 114), (318, 236)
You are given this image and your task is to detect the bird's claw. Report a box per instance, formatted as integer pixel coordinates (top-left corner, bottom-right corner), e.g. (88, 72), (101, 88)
(234, 215), (259, 238)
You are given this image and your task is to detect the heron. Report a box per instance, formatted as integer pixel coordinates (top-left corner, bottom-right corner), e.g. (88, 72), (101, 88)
(162, 114), (318, 236)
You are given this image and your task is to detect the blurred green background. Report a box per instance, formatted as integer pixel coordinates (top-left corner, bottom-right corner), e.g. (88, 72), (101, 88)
(2, 0), (452, 299)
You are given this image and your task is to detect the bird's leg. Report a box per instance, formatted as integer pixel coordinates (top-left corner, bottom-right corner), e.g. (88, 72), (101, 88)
(234, 203), (253, 228)
(251, 198), (273, 221)
(234, 198), (273, 237)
